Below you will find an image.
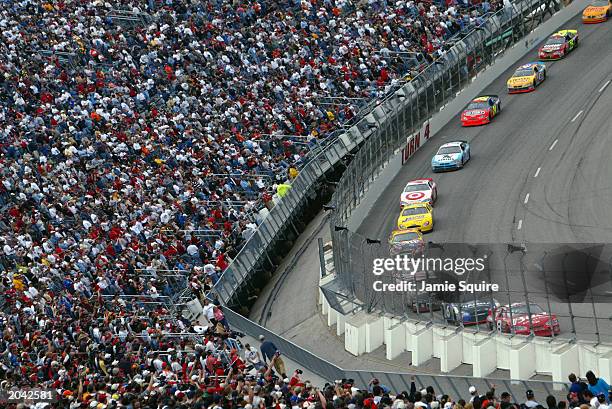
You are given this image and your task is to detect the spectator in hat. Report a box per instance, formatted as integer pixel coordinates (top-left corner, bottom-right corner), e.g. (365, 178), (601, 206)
(523, 390), (540, 409)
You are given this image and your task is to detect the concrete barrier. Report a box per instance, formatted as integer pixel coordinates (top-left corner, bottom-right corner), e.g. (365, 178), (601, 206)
(599, 350), (612, 386)
(345, 312), (369, 355)
(412, 324), (434, 366)
(320, 249), (612, 379)
(551, 344), (579, 389)
(509, 341), (536, 380)
(365, 316), (385, 353)
(440, 330), (464, 373)
(386, 321), (407, 360)
(473, 335), (497, 377)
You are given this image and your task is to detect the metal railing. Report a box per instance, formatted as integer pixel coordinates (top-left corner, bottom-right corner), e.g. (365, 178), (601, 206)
(223, 306), (571, 401)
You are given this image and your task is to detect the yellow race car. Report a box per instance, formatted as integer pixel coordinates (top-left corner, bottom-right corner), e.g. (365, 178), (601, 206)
(397, 203), (434, 232)
(582, 0), (612, 23)
(506, 62), (547, 94)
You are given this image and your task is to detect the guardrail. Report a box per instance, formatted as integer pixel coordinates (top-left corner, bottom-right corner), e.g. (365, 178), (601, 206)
(223, 306), (571, 401)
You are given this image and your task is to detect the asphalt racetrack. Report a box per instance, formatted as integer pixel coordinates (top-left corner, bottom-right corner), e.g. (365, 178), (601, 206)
(356, 13), (612, 341)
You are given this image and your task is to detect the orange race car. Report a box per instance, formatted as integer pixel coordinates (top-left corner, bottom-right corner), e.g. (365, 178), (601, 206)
(582, 0), (612, 23)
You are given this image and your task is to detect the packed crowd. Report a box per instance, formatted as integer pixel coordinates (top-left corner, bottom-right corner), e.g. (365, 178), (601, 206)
(0, 0), (507, 406)
(2, 309), (610, 409)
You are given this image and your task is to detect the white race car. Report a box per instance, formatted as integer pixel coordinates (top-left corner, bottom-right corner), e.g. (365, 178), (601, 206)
(400, 178), (438, 207)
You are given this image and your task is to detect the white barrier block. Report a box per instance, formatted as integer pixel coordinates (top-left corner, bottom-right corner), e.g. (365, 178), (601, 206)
(495, 334), (529, 370)
(509, 341), (536, 380)
(432, 326), (446, 359)
(327, 303), (338, 327)
(473, 335), (497, 378)
(384, 316), (400, 345)
(533, 337), (555, 374)
(598, 350), (612, 385)
(321, 293), (329, 316)
(462, 331), (484, 365)
(551, 344), (579, 390)
(405, 321), (420, 351)
(386, 321), (407, 360)
(345, 312), (369, 356)
(412, 324), (434, 366)
(365, 316), (385, 353)
(440, 330), (463, 373)
(337, 307), (348, 336)
(577, 342), (600, 376)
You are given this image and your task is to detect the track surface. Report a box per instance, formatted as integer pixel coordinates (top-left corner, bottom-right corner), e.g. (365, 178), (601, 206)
(357, 14), (612, 340)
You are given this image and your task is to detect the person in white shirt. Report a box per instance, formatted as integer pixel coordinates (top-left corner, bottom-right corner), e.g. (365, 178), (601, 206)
(523, 390), (540, 408)
(244, 343), (264, 370)
(202, 300), (216, 325)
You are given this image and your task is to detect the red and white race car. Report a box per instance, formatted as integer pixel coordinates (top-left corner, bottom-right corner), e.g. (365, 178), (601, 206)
(400, 179), (437, 207)
(486, 303), (560, 337)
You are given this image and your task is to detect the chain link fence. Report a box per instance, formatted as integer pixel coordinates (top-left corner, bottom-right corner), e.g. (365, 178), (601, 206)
(212, 0), (558, 309)
(334, 230), (612, 343)
(325, 0), (612, 343)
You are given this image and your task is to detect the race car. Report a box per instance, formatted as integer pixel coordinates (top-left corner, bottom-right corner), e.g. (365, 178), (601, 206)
(431, 141), (470, 172)
(506, 62), (547, 94)
(397, 203), (433, 232)
(538, 30), (578, 60)
(461, 96), (501, 126)
(388, 228), (425, 256)
(400, 178), (437, 207)
(486, 303), (561, 337)
(444, 299), (500, 325)
(582, 0), (612, 23)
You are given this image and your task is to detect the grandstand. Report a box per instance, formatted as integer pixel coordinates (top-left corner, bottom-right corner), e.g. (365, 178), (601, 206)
(0, 0), (610, 408)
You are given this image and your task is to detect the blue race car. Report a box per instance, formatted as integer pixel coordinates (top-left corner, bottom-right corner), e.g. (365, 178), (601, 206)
(431, 141), (470, 172)
(444, 299), (500, 325)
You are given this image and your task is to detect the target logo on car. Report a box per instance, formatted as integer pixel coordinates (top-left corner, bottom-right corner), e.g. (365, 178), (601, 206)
(406, 192), (425, 200)
(400, 178), (437, 207)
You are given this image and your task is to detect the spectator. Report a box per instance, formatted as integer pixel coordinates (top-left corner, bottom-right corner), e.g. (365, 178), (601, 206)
(500, 392), (518, 409)
(599, 394), (611, 409)
(586, 371), (610, 403)
(569, 373), (589, 403)
(259, 334), (287, 378)
(523, 390), (540, 409)
(370, 378), (392, 394)
(546, 395), (557, 409)
(244, 342), (265, 370)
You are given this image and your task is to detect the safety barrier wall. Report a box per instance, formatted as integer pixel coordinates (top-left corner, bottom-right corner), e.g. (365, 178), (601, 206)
(319, 244), (612, 384)
(223, 306), (572, 401)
